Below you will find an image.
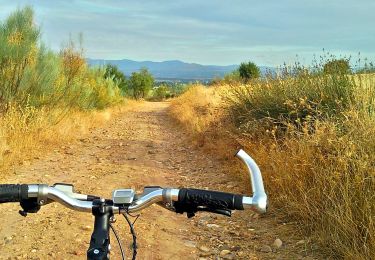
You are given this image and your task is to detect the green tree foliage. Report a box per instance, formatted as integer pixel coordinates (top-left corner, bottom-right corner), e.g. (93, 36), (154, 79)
(104, 64), (127, 94)
(323, 59), (351, 74)
(150, 85), (170, 101)
(155, 81), (187, 97)
(238, 61), (260, 82)
(0, 6), (40, 108)
(128, 68), (154, 99)
(0, 7), (122, 112)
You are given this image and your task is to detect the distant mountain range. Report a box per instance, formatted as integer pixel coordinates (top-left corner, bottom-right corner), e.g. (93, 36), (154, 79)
(87, 58), (274, 82)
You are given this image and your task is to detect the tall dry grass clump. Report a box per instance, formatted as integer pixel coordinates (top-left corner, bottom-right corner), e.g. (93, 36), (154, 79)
(0, 7), (123, 172)
(170, 68), (375, 259)
(0, 104), (118, 169)
(170, 84), (225, 134)
(169, 84), (239, 154)
(229, 71), (375, 259)
(242, 111), (375, 259)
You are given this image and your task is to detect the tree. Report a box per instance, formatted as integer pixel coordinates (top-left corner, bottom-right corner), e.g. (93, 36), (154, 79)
(128, 68), (154, 99)
(323, 59), (351, 74)
(238, 61), (260, 82)
(104, 64), (127, 94)
(0, 6), (40, 109)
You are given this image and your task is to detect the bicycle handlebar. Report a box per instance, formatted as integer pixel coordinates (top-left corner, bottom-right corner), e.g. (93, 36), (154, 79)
(0, 149), (268, 216)
(0, 184), (28, 203)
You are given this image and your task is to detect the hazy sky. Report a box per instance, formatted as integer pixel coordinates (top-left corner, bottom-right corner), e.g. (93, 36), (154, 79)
(0, 0), (374, 66)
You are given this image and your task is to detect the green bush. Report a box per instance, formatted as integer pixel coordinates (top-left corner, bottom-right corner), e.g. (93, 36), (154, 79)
(104, 64), (127, 95)
(323, 58), (351, 74)
(128, 68), (154, 99)
(0, 6), (40, 109)
(170, 83), (188, 97)
(0, 7), (122, 112)
(150, 85), (169, 101)
(238, 61), (260, 82)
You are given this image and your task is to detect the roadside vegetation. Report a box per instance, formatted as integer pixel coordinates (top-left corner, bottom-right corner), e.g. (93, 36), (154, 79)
(170, 59), (375, 259)
(0, 7), (123, 171)
(238, 61), (260, 82)
(102, 63), (189, 101)
(0, 6), (190, 171)
(148, 82), (189, 101)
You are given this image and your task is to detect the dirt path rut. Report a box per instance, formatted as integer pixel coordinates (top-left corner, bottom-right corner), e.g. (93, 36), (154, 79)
(0, 102), (317, 260)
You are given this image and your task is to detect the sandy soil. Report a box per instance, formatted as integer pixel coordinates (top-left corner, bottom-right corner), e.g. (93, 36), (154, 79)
(0, 102), (319, 259)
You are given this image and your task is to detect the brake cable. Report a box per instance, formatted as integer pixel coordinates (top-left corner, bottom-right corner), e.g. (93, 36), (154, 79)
(109, 223), (125, 260)
(123, 212), (138, 260)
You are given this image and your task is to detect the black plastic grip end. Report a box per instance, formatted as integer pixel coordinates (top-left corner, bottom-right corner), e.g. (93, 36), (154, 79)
(0, 184), (28, 203)
(176, 188), (244, 212)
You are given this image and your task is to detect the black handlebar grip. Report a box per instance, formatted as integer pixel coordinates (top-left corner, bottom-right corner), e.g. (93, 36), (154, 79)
(0, 184), (29, 203)
(177, 188), (244, 210)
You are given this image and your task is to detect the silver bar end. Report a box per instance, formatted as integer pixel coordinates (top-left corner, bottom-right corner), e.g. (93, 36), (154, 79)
(236, 149), (268, 214)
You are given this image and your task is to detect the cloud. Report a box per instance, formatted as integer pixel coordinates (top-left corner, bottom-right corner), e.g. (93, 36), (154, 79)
(0, 0), (374, 66)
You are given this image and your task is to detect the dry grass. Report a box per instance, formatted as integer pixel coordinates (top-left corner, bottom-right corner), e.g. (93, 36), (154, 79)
(169, 75), (375, 259)
(0, 102), (133, 176)
(0, 7), (129, 175)
(247, 114), (375, 259)
(170, 85), (226, 134)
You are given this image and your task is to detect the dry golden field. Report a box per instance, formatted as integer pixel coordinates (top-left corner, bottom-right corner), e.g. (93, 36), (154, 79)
(170, 74), (375, 259)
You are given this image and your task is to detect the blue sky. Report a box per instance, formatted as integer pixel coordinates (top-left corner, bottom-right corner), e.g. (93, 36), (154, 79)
(0, 0), (374, 66)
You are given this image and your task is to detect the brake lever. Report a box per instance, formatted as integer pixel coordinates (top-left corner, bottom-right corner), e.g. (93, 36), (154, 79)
(197, 208), (232, 217)
(177, 206), (232, 218)
(19, 198), (41, 217)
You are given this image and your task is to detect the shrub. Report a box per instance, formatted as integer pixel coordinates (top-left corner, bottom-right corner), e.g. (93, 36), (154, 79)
(0, 7), (122, 112)
(75, 67), (122, 110)
(104, 64), (127, 94)
(228, 65), (356, 135)
(323, 58), (351, 74)
(0, 6), (40, 110)
(150, 85), (170, 101)
(128, 68), (154, 99)
(238, 61), (260, 82)
(0, 6), (123, 172)
(170, 83), (188, 97)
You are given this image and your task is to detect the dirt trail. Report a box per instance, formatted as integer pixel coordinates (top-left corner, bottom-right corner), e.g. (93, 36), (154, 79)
(0, 102), (318, 259)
